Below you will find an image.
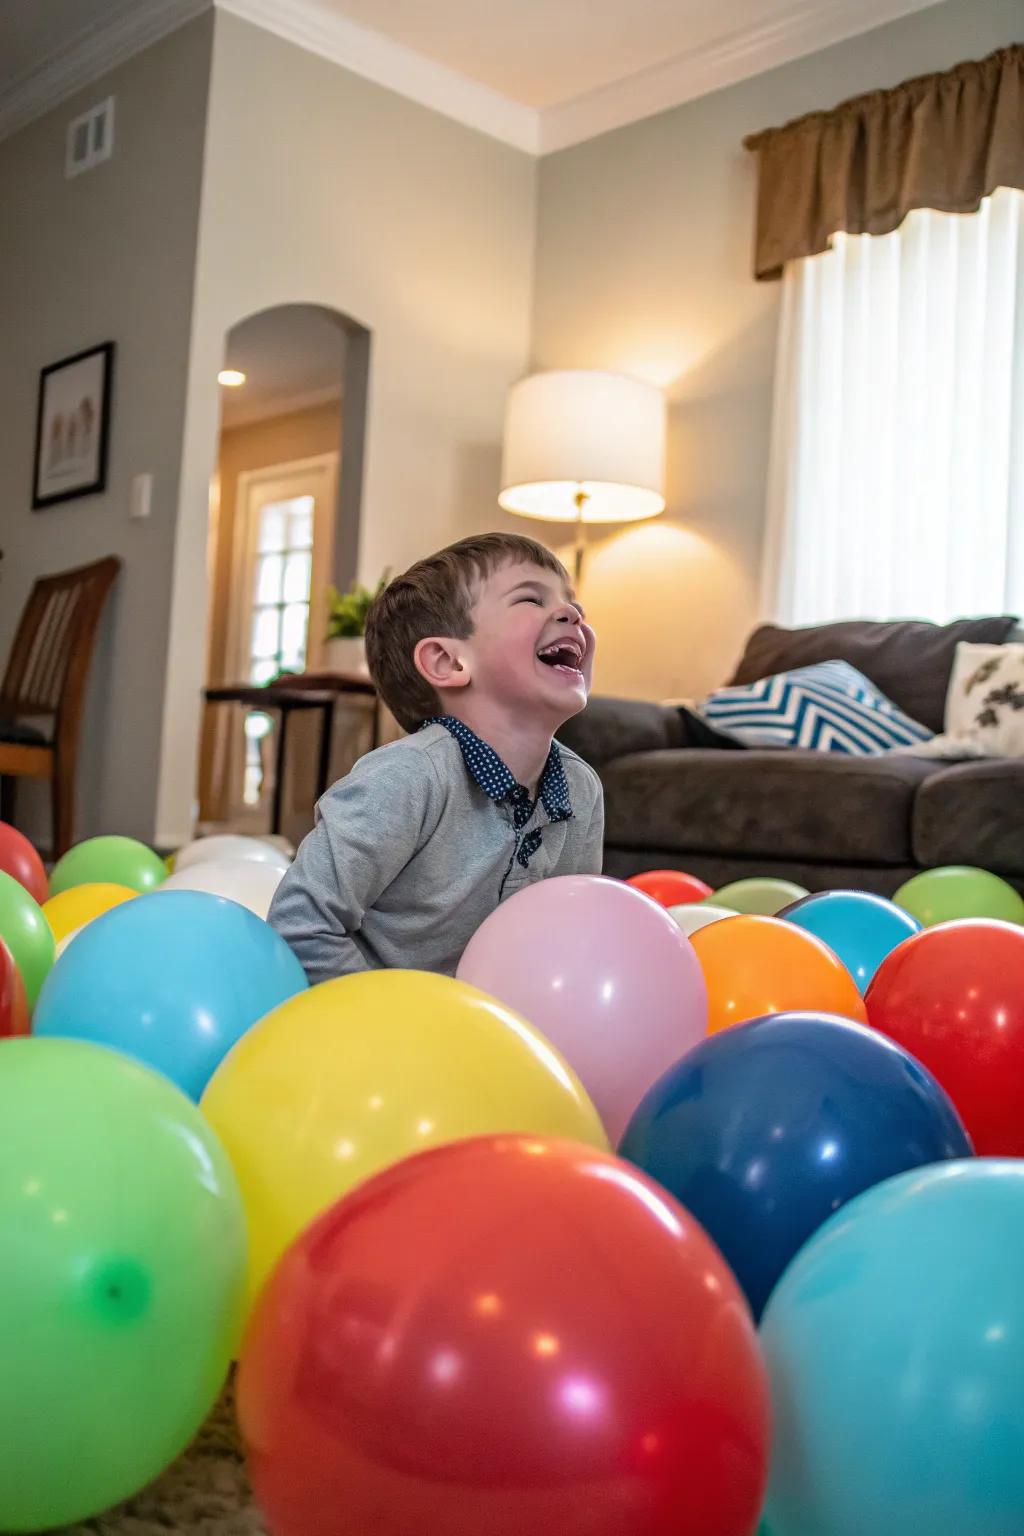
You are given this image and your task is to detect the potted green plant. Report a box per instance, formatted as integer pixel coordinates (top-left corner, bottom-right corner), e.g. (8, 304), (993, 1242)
(323, 572), (388, 675)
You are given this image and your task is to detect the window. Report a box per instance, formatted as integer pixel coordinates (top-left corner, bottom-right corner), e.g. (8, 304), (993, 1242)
(244, 494), (314, 807)
(762, 188), (1024, 625)
(247, 495), (314, 684)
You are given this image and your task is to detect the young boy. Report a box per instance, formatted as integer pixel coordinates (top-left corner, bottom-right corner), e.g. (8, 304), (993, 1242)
(268, 532), (603, 982)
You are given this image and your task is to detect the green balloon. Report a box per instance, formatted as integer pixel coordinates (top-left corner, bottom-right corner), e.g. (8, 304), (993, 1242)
(710, 877), (810, 916)
(893, 865), (1024, 928)
(0, 868), (54, 1009)
(49, 835), (167, 896)
(0, 1038), (246, 1530)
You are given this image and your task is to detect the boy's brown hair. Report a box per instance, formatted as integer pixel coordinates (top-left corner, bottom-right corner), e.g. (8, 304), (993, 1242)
(365, 532), (570, 733)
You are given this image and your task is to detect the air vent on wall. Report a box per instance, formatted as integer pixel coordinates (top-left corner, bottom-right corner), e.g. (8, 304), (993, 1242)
(65, 96), (115, 179)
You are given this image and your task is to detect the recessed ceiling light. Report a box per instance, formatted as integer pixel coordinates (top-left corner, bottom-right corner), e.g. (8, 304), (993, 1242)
(218, 369), (246, 387)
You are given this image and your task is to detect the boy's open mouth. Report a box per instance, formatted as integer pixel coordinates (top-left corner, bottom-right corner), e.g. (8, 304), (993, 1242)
(536, 639), (585, 677)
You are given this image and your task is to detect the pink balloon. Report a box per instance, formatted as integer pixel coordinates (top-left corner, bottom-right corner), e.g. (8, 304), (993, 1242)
(458, 875), (707, 1145)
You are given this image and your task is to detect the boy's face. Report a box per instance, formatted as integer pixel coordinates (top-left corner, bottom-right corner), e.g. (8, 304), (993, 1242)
(454, 560), (595, 724)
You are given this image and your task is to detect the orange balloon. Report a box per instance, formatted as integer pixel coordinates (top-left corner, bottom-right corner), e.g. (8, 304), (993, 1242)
(690, 915), (866, 1035)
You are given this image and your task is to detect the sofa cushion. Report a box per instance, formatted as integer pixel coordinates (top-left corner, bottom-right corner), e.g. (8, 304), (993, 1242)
(702, 661), (931, 753)
(908, 642), (1024, 760)
(603, 749), (939, 865)
(0, 711), (48, 746)
(913, 760), (1024, 877)
(729, 617), (1019, 733)
(556, 697), (742, 770)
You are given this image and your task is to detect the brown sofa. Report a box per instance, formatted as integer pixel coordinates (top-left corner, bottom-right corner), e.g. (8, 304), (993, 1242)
(557, 616), (1024, 896)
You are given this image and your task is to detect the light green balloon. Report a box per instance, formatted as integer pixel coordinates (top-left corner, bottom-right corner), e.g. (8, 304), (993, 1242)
(893, 866), (1024, 929)
(49, 835), (167, 896)
(0, 868), (54, 1008)
(0, 1038), (246, 1531)
(710, 877), (810, 917)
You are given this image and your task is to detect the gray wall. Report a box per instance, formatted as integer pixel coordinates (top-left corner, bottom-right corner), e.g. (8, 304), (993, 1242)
(156, 10), (536, 843)
(532, 0), (1023, 703)
(0, 14), (213, 845)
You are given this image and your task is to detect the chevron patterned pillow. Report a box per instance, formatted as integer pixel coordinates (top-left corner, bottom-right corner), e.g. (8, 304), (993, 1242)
(701, 660), (933, 754)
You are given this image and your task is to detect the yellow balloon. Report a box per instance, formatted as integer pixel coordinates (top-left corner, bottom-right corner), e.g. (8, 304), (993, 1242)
(201, 969), (607, 1306)
(41, 882), (137, 943)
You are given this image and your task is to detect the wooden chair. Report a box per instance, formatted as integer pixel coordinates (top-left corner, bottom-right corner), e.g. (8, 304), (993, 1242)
(0, 556), (121, 857)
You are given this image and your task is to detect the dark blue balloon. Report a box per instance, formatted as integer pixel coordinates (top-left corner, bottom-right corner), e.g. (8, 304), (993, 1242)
(618, 1011), (973, 1318)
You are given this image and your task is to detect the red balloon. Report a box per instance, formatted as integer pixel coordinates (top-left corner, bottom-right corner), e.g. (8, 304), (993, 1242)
(238, 1136), (769, 1536)
(0, 821), (47, 907)
(0, 938), (30, 1039)
(627, 869), (713, 907)
(866, 918), (1024, 1155)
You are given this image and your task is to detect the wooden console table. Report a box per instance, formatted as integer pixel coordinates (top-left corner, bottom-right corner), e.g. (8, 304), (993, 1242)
(204, 671), (380, 835)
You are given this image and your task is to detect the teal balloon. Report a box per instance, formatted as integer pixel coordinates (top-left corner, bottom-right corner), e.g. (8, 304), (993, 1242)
(780, 889), (920, 993)
(761, 1160), (1024, 1536)
(33, 890), (307, 1098)
(0, 1037), (246, 1531)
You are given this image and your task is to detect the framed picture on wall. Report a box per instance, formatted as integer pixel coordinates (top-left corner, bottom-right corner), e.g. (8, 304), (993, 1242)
(32, 341), (114, 509)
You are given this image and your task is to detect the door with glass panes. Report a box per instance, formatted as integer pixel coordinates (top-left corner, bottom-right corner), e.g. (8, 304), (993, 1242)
(228, 453), (337, 818)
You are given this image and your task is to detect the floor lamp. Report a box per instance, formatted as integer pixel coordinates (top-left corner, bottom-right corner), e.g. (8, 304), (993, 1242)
(498, 370), (666, 585)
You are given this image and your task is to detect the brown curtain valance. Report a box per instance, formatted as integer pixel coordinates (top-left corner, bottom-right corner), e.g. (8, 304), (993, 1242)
(744, 44), (1024, 281)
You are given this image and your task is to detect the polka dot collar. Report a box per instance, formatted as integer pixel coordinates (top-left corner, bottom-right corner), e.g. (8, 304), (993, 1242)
(423, 716), (574, 825)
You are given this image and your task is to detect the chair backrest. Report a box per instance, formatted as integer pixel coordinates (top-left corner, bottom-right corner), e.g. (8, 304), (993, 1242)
(1, 557), (121, 732)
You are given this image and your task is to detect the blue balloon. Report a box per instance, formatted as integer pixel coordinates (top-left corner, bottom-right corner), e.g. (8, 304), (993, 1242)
(618, 1011), (971, 1318)
(34, 891), (307, 1099)
(761, 1160), (1024, 1536)
(780, 889), (919, 993)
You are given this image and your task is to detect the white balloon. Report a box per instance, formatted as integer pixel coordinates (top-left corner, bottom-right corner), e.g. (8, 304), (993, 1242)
(668, 903), (739, 936)
(55, 926), (85, 960)
(158, 858), (285, 920)
(259, 833), (295, 859)
(173, 834), (291, 874)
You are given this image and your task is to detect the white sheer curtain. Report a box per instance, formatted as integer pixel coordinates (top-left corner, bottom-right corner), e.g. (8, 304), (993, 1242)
(762, 187), (1024, 625)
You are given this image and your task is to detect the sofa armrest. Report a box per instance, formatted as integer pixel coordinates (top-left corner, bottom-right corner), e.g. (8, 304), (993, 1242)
(556, 696), (685, 770)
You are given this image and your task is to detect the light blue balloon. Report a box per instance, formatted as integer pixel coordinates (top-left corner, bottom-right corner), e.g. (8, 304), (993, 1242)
(780, 888), (920, 993)
(34, 890), (307, 1099)
(761, 1160), (1024, 1536)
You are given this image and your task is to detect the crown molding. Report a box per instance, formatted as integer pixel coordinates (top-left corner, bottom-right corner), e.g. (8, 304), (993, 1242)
(0, 0), (945, 155)
(0, 0), (210, 143)
(214, 0), (540, 153)
(539, 0), (944, 153)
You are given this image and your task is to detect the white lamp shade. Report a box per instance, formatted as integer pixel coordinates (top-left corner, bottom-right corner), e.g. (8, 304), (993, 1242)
(499, 370), (666, 524)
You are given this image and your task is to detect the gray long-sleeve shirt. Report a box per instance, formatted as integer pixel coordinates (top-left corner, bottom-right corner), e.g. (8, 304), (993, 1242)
(267, 722), (604, 983)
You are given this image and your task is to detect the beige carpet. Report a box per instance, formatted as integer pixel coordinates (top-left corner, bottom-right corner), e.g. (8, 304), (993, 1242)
(54, 1385), (267, 1536)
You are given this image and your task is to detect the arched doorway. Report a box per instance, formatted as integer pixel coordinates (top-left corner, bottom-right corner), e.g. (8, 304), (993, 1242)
(197, 303), (371, 839)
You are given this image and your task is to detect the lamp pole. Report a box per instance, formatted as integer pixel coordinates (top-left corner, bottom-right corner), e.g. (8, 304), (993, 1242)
(573, 486), (588, 587)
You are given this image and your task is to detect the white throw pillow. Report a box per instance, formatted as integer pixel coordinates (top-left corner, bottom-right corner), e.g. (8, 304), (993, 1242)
(906, 642), (1024, 758)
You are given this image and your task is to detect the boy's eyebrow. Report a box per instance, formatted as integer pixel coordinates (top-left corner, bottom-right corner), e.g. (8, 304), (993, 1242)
(505, 577), (549, 595)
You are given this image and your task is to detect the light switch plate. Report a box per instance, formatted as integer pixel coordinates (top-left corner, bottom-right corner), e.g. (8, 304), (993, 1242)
(130, 473), (153, 519)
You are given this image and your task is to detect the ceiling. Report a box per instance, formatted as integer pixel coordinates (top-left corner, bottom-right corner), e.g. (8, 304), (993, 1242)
(2, 0), (945, 151)
(220, 305), (346, 430)
(312, 0), (845, 110)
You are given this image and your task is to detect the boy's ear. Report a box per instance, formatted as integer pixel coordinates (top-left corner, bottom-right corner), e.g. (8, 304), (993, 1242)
(414, 636), (471, 693)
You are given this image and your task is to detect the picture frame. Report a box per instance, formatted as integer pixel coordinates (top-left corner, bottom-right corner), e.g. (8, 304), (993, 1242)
(32, 341), (114, 509)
